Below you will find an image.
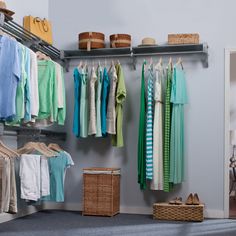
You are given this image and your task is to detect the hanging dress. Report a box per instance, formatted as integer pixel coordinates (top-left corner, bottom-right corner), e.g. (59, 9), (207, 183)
(96, 66), (103, 137)
(163, 64), (173, 192)
(88, 67), (97, 135)
(80, 67), (88, 138)
(101, 67), (110, 137)
(146, 65), (154, 180)
(169, 65), (188, 184)
(138, 61), (147, 190)
(73, 68), (81, 137)
(151, 64), (164, 190)
(107, 65), (118, 134)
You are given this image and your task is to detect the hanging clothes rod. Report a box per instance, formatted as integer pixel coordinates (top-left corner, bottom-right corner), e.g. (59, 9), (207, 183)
(0, 124), (66, 141)
(61, 43), (209, 71)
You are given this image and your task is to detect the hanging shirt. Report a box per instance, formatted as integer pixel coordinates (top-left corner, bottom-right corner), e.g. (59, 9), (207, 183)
(88, 67), (97, 135)
(151, 64), (164, 190)
(101, 67), (110, 137)
(55, 63), (66, 125)
(107, 65), (118, 134)
(169, 65), (188, 184)
(29, 49), (39, 118)
(5, 43), (25, 125)
(37, 60), (57, 121)
(24, 48), (31, 122)
(112, 64), (126, 147)
(42, 152), (70, 202)
(80, 68), (88, 138)
(138, 62), (146, 190)
(0, 36), (21, 120)
(73, 68), (81, 137)
(96, 66), (103, 137)
(146, 66), (154, 180)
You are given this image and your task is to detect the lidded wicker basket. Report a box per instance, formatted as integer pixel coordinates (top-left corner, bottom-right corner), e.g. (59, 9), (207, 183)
(110, 34), (131, 48)
(168, 33), (199, 45)
(78, 32), (105, 51)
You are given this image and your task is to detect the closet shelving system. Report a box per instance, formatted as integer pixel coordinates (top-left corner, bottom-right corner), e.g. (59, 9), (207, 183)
(60, 43), (209, 70)
(0, 13), (66, 141)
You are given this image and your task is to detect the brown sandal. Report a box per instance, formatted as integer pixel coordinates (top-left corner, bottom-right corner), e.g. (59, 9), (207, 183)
(169, 197), (183, 205)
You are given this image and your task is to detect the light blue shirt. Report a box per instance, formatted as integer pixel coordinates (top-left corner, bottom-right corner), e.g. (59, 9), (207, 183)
(0, 36), (21, 119)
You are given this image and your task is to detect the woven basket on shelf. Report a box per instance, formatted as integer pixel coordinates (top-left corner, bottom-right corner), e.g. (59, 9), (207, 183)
(168, 33), (199, 45)
(78, 32), (105, 51)
(153, 203), (204, 222)
(110, 34), (131, 48)
(83, 168), (120, 217)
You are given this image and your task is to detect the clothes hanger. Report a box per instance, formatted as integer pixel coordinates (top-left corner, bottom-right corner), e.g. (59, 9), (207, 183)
(17, 142), (54, 157)
(77, 61), (83, 70)
(168, 57), (173, 70)
(175, 57), (184, 70)
(48, 143), (63, 152)
(38, 142), (57, 156)
(0, 140), (20, 158)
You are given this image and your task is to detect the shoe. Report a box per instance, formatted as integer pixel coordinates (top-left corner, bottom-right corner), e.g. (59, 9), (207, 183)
(185, 193), (193, 205)
(193, 193), (200, 205)
(169, 197), (183, 205)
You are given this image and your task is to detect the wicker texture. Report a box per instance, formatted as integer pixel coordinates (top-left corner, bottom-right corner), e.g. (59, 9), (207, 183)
(110, 34), (131, 48)
(153, 203), (204, 222)
(78, 32), (105, 50)
(168, 34), (199, 45)
(83, 168), (120, 217)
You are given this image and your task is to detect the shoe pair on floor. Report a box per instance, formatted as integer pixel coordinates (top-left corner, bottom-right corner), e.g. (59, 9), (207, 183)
(169, 193), (200, 205)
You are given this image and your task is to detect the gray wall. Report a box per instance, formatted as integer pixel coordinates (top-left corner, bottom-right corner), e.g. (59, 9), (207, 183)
(48, 0), (233, 216)
(7, 0), (48, 25)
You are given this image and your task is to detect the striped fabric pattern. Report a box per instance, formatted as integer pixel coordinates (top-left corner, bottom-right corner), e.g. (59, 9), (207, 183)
(163, 65), (172, 192)
(146, 68), (154, 180)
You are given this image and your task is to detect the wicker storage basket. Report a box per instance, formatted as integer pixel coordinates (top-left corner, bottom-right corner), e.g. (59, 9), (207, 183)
(110, 34), (131, 48)
(78, 32), (105, 51)
(153, 203), (204, 222)
(168, 33), (199, 45)
(83, 168), (120, 217)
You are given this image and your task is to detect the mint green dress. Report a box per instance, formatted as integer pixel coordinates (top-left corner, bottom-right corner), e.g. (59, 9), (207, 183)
(169, 65), (188, 184)
(80, 68), (88, 138)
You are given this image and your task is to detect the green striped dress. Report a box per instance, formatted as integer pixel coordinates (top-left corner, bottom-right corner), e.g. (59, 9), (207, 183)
(163, 65), (173, 192)
(138, 61), (147, 190)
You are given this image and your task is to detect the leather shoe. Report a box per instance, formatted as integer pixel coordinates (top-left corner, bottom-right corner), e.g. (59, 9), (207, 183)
(193, 193), (200, 205)
(185, 193), (193, 205)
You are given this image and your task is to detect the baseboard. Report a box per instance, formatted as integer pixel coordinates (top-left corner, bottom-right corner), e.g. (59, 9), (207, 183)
(41, 203), (225, 218)
(204, 209), (225, 218)
(41, 203), (153, 215)
(0, 206), (42, 224)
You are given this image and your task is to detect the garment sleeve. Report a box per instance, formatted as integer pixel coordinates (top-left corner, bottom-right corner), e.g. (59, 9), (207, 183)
(24, 49), (31, 121)
(30, 51), (39, 117)
(57, 67), (66, 125)
(116, 65), (126, 104)
(13, 42), (21, 82)
(51, 62), (58, 122)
